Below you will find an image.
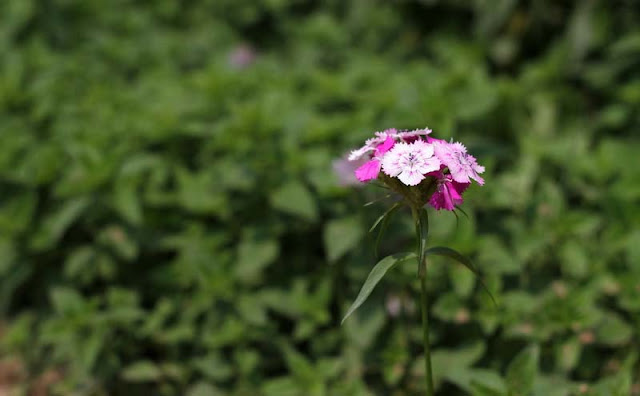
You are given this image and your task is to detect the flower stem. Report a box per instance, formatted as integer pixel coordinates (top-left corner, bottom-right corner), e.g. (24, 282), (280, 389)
(412, 206), (434, 395)
(420, 271), (434, 395)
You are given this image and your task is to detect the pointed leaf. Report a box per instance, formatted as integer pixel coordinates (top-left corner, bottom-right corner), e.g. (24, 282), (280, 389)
(456, 206), (470, 220)
(341, 252), (416, 324)
(369, 202), (402, 233)
(122, 360), (162, 382)
(505, 345), (539, 395)
(425, 246), (498, 306)
(269, 181), (317, 221)
(324, 216), (364, 263)
(364, 194), (392, 207)
(371, 202), (403, 257)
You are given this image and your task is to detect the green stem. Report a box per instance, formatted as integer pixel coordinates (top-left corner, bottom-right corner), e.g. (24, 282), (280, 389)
(420, 271), (434, 395)
(412, 206), (434, 395)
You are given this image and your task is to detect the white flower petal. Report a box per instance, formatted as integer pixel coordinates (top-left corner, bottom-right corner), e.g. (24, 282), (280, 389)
(398, 170), (424, 186)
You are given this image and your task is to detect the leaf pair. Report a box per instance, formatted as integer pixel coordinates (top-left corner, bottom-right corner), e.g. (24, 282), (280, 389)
(342, 206), (497, 324)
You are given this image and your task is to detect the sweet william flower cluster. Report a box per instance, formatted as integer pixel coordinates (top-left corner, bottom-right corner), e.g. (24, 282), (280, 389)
(342, 127), (488, 395)
(348, 128), (484, 210)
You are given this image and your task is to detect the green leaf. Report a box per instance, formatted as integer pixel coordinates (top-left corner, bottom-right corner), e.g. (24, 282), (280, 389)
(363, 193), (392, 207)
(235, 237), (279, 282)
(192, 354), (233, 381)
(121, 360), (162, 382)
(469, 369), (508, 396)
(370, 202), (402, 258)
(0, 238), (16, 277)
(324, 216), (364, 263)
(30, 197), (91, 251)
(112, 180), (143, 224)
(595, 313), (633, 346)
(270, 181), (318, 221)
(262, 377), (299, 396)
(427, 342), (490, 391)
(50, 287), (85, 314)
(425, 246), (497, 306)
(369, 202), (402, 233)
(341, 252), (416, 324)
(590, 370), (632, 396)
(186, 382), (223, 396)
(505, 345), (539, 396)
(556, 337), (581, 373)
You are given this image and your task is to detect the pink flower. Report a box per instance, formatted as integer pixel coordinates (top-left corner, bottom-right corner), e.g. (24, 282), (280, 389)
(429, 173), (469, 211)
(434, 141), (485, 185)
(381, 140), (441, 186)
(375, 136), (395, 156)
(348, 129), (396, 161)
(353, 136), (396, 182)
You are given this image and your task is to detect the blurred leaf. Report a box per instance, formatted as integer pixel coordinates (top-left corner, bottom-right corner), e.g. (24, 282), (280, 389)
(262, 377), (299, 396)
(469, 369), (508, 396)
(50, 287), (85, 315)
(429, 342), (486, 387)
(235, 236), (279, 283)
(121, 361), (162, 382)
(270, 181), (318, 221)
(505, 345), (539, 396)
(0, 191), (37, 234)
(192, 354), (233, 381)
(30, 197), (90, 251)
(186, 383), (223, 396)
(556, 337), (581, 373)
(324, 216), (363, 263)
(425, 246), (497, 305)
(112, 180), (143, 224)
(595, 313), (632, 346)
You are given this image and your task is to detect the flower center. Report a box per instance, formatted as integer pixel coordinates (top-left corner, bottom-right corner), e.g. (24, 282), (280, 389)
(403, 152), (420, 168)
(455, 152), (469, 166)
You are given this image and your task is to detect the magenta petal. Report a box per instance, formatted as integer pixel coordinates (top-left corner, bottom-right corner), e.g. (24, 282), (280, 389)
(375, 136), (395, 156)
(429, 189), (454, 210)
(354, 160), (382, 182)
(450, 181), (469, 202)
(429, 178), (469, 211)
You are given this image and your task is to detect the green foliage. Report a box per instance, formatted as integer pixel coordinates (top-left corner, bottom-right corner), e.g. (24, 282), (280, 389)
(342, 252), (416, 324)
(0, 0), (639, 395)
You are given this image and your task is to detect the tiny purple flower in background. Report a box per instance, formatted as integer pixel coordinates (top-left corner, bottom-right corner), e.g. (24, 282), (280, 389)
(333, 155), (366, 186)
(382, 140), (440, 186)
(228, 44), (257, 69)
(434, 141), (485, 185)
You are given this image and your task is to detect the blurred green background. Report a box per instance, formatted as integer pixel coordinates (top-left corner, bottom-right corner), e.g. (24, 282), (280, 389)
(0, 0), (639, 395)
